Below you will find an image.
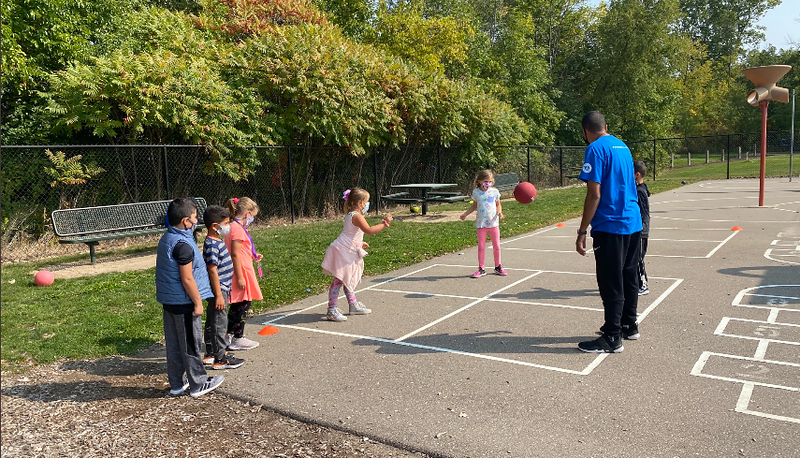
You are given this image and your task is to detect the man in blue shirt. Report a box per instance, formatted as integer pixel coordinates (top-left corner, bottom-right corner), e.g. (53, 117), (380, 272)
(575, 111), (642, 353)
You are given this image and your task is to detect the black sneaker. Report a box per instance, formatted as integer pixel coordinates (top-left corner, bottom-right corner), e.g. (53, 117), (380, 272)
(638, 287), (649, 296)
(212, 353), (245, 370)
(579, 335), (623, 353)
(621, 324), (640, 340)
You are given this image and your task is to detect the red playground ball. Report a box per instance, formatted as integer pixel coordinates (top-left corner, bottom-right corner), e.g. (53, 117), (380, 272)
(513, 182), (537, 204)
(34, 270), (54, 286)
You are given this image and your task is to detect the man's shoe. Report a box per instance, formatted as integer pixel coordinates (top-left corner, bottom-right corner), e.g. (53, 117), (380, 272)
(189, 376), (224, 398)
(228, 336), (260, 350)
(202, 355), (214, 365)
(579, 335), (623, 353)
(349, 302), (372, 315)
(621, 324), (640, 340)
(212, 353), (245, 370)
(471, 268), (487, 278)
(638, 287), (649, 296)
(494, 265), (508, 276)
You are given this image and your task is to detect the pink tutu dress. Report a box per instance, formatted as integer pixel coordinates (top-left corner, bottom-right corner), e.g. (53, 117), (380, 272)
(321, 211), (366, 291)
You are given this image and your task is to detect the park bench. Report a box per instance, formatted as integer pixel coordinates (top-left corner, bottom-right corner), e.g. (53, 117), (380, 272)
(51, 198), (207, 264)
(493, 172), (520, 192)
(381, 192), (425, 205)
(565, 166), (583, 179)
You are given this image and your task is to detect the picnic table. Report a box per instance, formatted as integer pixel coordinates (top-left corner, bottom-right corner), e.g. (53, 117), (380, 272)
(382, 183), (469, 215)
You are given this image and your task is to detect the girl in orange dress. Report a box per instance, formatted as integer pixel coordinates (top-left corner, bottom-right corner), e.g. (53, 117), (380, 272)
(223, 197), (263, 350)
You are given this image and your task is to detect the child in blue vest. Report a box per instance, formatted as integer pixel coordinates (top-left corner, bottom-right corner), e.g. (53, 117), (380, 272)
(156, 198), (224, 397)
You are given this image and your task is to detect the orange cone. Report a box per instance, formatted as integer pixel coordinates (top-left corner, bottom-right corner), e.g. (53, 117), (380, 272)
(258, 325), (280, 336)
(731, 226), (743, 231)
(556, 223), (566, 227)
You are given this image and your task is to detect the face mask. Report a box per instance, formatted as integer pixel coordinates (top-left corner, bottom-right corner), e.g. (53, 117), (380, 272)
(217, 223), (231, 237)
(185, 218), (197, 232)
(362, 202), (370, 214)
(481, 181), (492, 191)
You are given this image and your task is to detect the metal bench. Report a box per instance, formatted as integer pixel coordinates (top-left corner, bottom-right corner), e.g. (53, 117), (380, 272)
(494, 172), (520, 192)
(52, 198), (207, 264)
(428, 194), (471, 203)
(381, 192), (425, 205)
(565, 167), (583, 179)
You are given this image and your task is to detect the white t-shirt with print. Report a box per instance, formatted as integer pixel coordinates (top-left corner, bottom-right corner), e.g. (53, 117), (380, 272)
(471, 187), (501, 228)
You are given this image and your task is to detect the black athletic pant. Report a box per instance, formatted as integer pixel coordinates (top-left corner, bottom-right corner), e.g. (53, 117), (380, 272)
(638, 237), (649, 289)
(592, 230), (641, 337)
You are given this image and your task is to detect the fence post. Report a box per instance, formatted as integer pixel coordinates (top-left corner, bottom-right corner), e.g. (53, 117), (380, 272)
(437, 145), (442, 183)
(559, 147), (564, 188)
(287, 146), (295, 224)
(163, 145), (171, 200)
(688, 152), (691, 166)
(671, 151), (674, 167)
(739, 146), (742, 159)
(373, 148), (380, 214)
(527, 145), (531, 184)
(726, 134), (731, 179)
(706, 150), (709, 163)
(652, 139), (657, 180)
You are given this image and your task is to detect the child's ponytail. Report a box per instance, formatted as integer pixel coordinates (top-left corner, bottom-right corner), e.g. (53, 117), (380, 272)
(225, 197), (259, 218)
(343, 188), (369, 213)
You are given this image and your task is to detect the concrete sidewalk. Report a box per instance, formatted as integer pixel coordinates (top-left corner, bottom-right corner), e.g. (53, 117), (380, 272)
(222, 178), (800, 458)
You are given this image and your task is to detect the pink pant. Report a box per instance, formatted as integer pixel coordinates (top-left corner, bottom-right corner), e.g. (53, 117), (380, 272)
(477, 226), (501, 269)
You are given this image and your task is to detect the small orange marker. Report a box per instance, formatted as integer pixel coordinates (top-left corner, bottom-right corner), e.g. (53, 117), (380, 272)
(556, 223), (566, 227)
(731, 226), (743, 231)
(258, 325), (280, 336)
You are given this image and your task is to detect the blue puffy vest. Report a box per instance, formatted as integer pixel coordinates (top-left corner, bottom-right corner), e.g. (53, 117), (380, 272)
(155, 226), (213, 305)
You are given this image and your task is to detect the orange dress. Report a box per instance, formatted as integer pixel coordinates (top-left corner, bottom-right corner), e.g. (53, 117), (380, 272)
(225, 221), (263, 303)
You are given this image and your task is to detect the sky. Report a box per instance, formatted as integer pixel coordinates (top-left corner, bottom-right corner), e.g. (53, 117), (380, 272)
(754, 1), (798, 50)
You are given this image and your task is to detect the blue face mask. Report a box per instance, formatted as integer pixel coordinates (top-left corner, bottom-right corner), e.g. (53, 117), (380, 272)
(362, 202), (370, 214)
(245, 216), (255, 227)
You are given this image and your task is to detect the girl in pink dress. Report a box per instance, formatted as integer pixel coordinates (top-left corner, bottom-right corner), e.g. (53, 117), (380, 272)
(321, 188), (393, 322)
(223, 197), (263, 350)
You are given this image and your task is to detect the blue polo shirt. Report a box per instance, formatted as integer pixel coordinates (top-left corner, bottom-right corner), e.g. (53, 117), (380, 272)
(579, 135), (642, 235)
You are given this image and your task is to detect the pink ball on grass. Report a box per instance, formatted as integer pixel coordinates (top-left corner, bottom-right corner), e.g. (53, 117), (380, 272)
(34, 270), (54, 286)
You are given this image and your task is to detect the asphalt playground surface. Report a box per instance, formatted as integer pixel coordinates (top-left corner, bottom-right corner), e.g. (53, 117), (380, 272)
(224, 178), (800, 458)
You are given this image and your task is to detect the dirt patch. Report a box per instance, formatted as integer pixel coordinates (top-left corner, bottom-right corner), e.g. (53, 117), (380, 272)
(1, 346), (429, 457)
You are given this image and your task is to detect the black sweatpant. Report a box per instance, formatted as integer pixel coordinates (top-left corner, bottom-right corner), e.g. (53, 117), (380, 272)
(592, 230), (641, 337)
(638, 237), (649, 289)
(227, 300), (251, 338)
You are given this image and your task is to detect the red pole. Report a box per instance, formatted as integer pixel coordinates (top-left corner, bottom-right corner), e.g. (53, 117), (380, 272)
(759, 101), (769, 206)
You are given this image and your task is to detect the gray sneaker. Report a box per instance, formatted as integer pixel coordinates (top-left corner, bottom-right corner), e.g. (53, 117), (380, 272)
(228, 336), (259, 350)
(349, 302), (372, 315)
(190, 375), (224, 398)
(169, 380), (190, 396)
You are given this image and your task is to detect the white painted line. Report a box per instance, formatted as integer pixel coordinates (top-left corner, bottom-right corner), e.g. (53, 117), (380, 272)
(646, 254), (710, 259)
(637, 279), (683, 321)
(394, 272), (545, 342)
(715, 318), (800, 346)
(653, 215), (793, 223)
(690, 351), (800, 391)
(501, 226), (559, 245)
(504, 247), (582, 254)
(733, 285), (800, 307)
(369, 287), (604, 312)
(764, 249), (800, 265)
(276, 324), (597, 376)
(767, 309), (780, 323)
(705, 230), (740, 258)
(745, 293), (800, 301)
(754, 340), (769, 360)
(263, 264), (439, 324)
(736, 383), (800, 424)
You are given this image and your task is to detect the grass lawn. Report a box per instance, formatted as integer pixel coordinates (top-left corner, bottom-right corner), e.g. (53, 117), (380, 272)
(2, 181), (690, 371)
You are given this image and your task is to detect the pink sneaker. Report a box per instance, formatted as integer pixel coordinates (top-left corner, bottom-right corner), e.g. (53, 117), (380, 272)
(471, 268), (487, 278)
(494, 265), (508, 276)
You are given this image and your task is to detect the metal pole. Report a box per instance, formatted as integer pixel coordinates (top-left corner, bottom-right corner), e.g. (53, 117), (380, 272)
(652, 139), (656, 180)
(287, 146), (295, 224)
(437, 145), (442, 183)
(559, 147), (563, 187)
(759, 101), (769, 206)
(373, 148), (380, 213)
(791, 89), (795, 182)
(527, 145), (531, 184)
(726, 134), (731, 180)
(163, 145), (171, 199)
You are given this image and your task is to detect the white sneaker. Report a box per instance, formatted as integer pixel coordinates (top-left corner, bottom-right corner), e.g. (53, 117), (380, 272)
(190, 375), (224, 398)
(228, 336), (259, 350)
(349, 302), (372, 315)
(169, 380), (190, 396)
(326, 307), (347, 322)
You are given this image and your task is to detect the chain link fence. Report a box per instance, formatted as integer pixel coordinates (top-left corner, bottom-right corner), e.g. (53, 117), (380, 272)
(2, 131), (796, 243)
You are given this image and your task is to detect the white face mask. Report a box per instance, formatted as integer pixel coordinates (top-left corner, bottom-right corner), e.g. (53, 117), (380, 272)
(362, 201), (370, 214)
(217, 223), (231, 237)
